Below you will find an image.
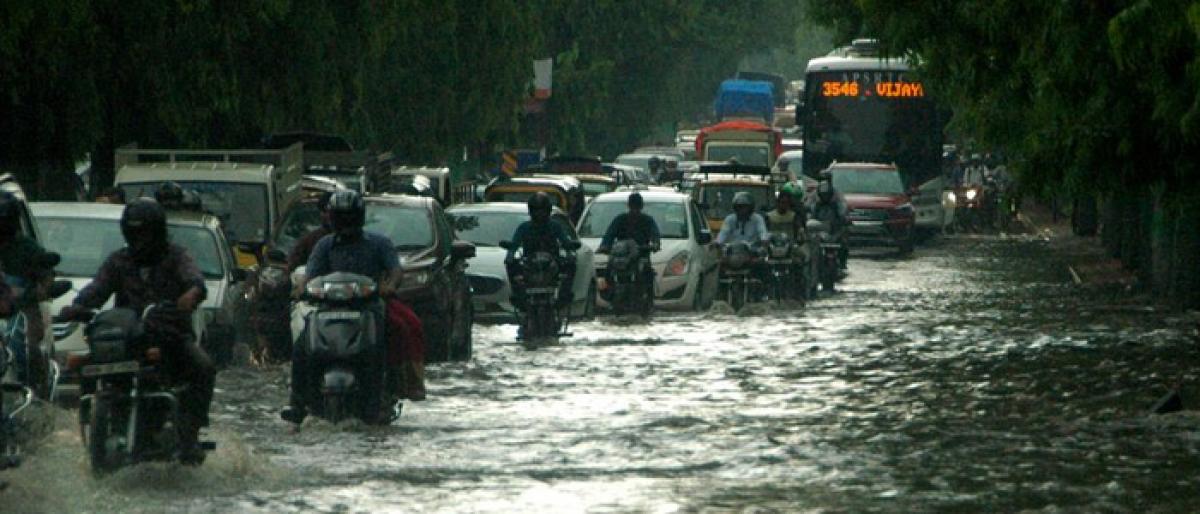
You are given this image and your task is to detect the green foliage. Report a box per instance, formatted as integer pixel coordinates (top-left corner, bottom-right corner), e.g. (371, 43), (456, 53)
(1, 1), (808, 196)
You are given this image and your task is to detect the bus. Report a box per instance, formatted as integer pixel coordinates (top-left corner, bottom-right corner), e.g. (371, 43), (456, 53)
(800, 39), (948, 232)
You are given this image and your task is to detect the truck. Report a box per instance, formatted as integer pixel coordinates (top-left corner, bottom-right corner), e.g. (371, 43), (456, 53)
(262, 132), (393, 193)
(113, 143), (304, 268)
(694, 120), (785, 168)
(714, 79), (776, 124)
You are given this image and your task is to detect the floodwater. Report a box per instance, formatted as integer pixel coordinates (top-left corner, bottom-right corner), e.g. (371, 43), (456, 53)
(5, 233), (1199, 513)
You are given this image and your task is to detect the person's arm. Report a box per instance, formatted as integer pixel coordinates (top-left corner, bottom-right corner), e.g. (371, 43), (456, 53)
(173, 249), (208, 312)
(755, 214), (770, 243)
(506, 223), (528, 260)
(716, 215), (733, 245)
(377, 236), (403, 296)
(71, 253), (119, 311)
(646, 215), (661, 249)
(297, 236), (332, 296)
(599, 214), (623, 251)
(553, 222), (573, 249)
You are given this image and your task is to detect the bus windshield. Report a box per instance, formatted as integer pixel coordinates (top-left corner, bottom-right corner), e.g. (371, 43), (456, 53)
(802, 70), (940, 184)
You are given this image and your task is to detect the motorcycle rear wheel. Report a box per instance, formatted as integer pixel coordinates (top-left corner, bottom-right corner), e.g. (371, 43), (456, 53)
(87, 395), (120, 475)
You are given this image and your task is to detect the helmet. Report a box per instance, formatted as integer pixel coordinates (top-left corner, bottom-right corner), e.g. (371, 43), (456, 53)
(780, 181), (803, 202)
(155, 181), (184, 207)
(628, 192), (644, 210)
(818, 169), (833, 182)
(121, 198), (168, 264)
(0, 192), (21, 241)
(527, 192), (552, 223)
(648, 156), (661, 170)
(317, 191), (334, 212)
(732, 191), (754, 211)
(817, 180), (834, 202)
(328, 190), (366, 238)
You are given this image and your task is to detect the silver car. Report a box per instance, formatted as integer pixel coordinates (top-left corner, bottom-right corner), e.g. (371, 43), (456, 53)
(32, 203), (249, 395)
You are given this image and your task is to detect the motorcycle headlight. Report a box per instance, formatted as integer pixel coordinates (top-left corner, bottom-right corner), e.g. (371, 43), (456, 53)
(946, 191), (957, 203)
(400, 269), (433, 290)
(965, 189), (978, 201)
(664, 251), (689, 276)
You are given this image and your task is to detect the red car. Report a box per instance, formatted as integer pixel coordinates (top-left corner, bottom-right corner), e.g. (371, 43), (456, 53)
(829, 162), (915, 254)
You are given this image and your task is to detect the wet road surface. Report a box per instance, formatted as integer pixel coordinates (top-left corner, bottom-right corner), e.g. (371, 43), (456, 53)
(6, 233), (1200, 513)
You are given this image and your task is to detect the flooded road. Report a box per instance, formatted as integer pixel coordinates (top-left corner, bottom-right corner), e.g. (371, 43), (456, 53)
(7, 233), (1200, 513)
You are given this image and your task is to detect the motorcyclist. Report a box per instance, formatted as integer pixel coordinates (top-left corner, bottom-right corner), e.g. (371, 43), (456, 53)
(766, 185), (805, 239)
(716, 192), (770, 247)
(505, 192), (577, 310)
(155, 181), (202, 212)
(806, 171), (851, 270)
(961, 153), (988, 188)
(286, 192), (333, 272)
(59, 199), (213, 463)
(0, 192), (60, 392)
(596, 191), (661, 289)
(283, 190), (421, 424)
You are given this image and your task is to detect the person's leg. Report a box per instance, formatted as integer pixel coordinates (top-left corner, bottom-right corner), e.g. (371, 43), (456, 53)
(506, 260), (526, 310)
(170, 335), (215, 464)
(281, 319), (310, 423)
(556, 256), (577, 308)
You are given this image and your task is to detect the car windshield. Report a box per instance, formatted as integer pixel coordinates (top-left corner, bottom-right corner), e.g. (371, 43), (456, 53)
(365, 202), (434, 250)
(448, 210), (575, 247)
(833, 168), (905, 195)
(38, 217), (224, 279)
(705, 144), (771, 167)
(581, 182), (614, 197)
(119, 181), (269, 244)
(699, 185), (775, 220)
(272, 201), (322, 256)
(577, 200), (689, 239)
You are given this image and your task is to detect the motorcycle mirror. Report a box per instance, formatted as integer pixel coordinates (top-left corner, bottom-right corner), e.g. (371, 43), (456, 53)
(697, 232), (713, 244)
(499, 240), (516, 251)
(451, 240), (477, 259)
(49, 279), (72, 300)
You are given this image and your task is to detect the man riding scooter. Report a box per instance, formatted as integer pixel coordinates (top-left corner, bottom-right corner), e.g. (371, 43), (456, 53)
(58, 199), (214, 463)
(282, 190), (423, 424)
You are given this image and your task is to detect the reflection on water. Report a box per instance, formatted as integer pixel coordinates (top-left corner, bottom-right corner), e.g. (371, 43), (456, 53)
(5, 234), (1199, 512)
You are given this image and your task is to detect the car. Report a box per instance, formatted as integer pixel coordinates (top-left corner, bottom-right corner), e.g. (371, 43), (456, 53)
(688, 163), (778, 232)
(389, 166), (456, 205)
(445, 202), (597, 322)
(522, 156), (619, 201)
(576, 189), (719, 311)
(602, 163), (643, 186)
(33, 202), (250, 396)
(827, 162), (915, 254)
(281, 195), (476, 361)
(613, 153), (668, 184)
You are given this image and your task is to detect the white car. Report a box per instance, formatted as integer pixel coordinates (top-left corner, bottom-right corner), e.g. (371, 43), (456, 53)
(32, 203), (248, 396)
(446, 202), (596, 322)
(576, 190), (720, 311)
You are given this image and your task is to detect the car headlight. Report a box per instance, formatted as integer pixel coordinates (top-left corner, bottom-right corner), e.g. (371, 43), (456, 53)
(664, 251), (689, 277)
(965, 189), (978, 200)
(400, 269), (433, 290)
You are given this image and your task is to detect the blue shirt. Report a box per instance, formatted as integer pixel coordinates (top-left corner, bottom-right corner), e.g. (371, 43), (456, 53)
(507, 221), (573, 259)
(717, 212), (769, 245)
(306, 231), (399, 279)
(599, 212), (661, 249)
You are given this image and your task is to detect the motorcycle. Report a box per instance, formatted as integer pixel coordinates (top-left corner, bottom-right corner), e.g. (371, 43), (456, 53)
(718, 241), (762, 311)
(954, 179), (998, 233)
(1, 328), (33, 471)
(66, 304), (215, 474)
(606, 239), (655, 316)
(251, 249), (294, 363)
(297, 272), (393, 424)
(765, 233), (805, 303)
(501, 240), (580, 342)
(806, 220), (842, 292)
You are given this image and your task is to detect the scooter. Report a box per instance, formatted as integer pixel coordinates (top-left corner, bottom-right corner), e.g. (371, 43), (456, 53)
(297, 272), (392, 424)
(66, 304), (215, 474)
(606, 239), (655, 316)
(501, 240), (580, 343)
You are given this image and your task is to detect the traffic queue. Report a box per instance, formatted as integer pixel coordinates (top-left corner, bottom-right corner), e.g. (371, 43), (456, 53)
(0, 76), (913, 476)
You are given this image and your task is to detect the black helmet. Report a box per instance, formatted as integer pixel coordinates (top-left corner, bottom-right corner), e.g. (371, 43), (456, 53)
(817, 180), (834, 202)
(0, 192), (21, 240)
(121, 198), (168, 264)
(329, 190), (366, 237)
(155, 181), (185, 207)
(527, 192), (552, 223)
(628, 192), (644, 210)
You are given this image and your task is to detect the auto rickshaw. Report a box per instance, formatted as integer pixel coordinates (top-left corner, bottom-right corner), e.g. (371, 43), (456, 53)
(689, 163), (784, 232)
(522, 156), (617, 202)
(483, 175), (586, 223)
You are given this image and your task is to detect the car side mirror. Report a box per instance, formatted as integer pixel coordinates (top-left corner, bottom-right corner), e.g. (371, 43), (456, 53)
(266, 248), (288, 263)
(49, 279), (72, 300)
(697, 232), (713, 245)
(231, 268), (249, 282)
(499, 240), (516, 251)
(565, 240), (582, 251)
(451, 240), (476, 260)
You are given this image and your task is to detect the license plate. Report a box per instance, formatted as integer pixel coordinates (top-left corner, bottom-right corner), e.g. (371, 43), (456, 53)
(81, 361), (140, 377)
(319, 311), (361, 321)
